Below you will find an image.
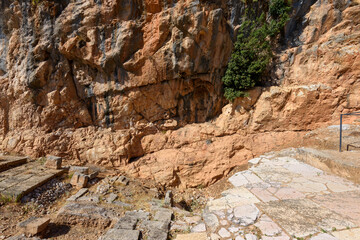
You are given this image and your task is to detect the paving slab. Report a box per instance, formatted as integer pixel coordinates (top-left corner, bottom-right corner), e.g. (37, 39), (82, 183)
(257, 198), (356, 238)
(249, 188), (278, 202)
(113, 216), (138, 230)
(272, 187), (306, 200)
(311, 190), (360, 225)
(261, 234), (290, 240)
(251, 165), (301, 184)
(332, 228), (360, 240)
(229, 172), (249, 187)
(0, 155), (27, 172)
(255, 214), (283, 237)
(206, 187), (260, 211)
(0, 163), (65, 201)
(220, 150), (360, 240)
(309, 233), (339, 240)
(288, 180), (327, 193)
(232, 204), (260, 226)
(257, 200), (318, 237)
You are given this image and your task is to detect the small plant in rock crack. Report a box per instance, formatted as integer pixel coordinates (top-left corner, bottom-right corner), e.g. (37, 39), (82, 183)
(196, 184), (204, 189)
(37, 157), (46, 165)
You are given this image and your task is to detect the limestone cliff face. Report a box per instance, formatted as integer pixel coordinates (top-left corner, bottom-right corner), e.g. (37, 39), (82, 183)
(0, 0), (359, 187)
(0, 0), (236, 159)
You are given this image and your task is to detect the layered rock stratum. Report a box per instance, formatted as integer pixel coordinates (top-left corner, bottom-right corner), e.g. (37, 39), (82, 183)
(0, 0), (359, 187)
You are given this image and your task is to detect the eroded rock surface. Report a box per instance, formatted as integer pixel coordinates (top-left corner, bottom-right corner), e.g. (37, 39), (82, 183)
(0, 0), (359, 187)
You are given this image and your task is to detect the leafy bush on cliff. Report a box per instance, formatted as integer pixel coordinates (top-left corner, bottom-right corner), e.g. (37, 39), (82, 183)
(222, 0), (291, 101)
(270, 0), (291, 19)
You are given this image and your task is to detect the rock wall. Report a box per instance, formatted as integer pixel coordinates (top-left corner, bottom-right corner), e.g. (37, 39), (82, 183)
(0, 0), (237, 160)
(0, 0), (359, 187)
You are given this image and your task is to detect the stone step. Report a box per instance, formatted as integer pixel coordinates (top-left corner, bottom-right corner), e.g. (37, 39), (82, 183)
(0, 155), (28, 172)
(295, 147), (360, 184)
(0, 161), (65, 201)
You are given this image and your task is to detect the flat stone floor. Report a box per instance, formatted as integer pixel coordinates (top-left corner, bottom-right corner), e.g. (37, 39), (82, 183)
(0, 160), (65, 201)
(202, 148), (360, 240)
(0, 156), (28, 172)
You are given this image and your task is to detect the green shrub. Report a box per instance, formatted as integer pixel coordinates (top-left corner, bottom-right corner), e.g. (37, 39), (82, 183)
(270, 0), (291, 19)
(222, 0), (291, 101)
(223, 14), (271, 101)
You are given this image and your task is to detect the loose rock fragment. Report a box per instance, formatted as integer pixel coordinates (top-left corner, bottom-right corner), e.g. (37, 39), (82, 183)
(69, 166), (89, 174)
(203, 212), (219, 231)
(106, 193), (118, 203)
(191, 223), (206, 232)
(116, 176), (129, 186)
(17, 217), (50, 237)
(67, 188), (88, 202)
(70, 172), (89, 188)
(184, 215), (201, 224)
(44, 156), (62, 169)
(88, 171), (99, 180)
(218, 227), (231, 238)
(164, 190), (173, 207)
(245, 233), (258, 240)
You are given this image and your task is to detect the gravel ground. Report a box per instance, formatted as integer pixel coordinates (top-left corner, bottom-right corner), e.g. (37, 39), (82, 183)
(21, 178), (72, 207)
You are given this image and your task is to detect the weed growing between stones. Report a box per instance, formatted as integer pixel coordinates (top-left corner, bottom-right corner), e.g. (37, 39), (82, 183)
(0, 194), (13, 205)
(37, 157), (46, 165)
(31, 0), (40, 6)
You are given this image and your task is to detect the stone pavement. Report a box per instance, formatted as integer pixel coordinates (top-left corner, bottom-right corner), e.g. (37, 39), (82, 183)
(0, 160), (65, 201)
(175, 148), (360, 240)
